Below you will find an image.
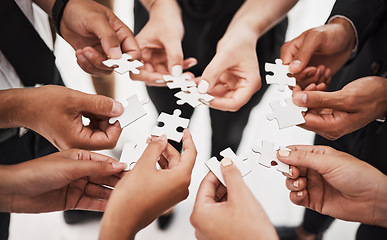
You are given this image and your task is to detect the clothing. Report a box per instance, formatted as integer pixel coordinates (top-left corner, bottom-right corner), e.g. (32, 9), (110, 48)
(134, 0), (288, 158)
(0, 1), (60, 239)
(302, 0), (387, 238)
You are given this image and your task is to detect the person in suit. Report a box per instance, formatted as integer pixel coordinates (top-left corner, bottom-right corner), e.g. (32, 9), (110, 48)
(277, 0), (387, 239)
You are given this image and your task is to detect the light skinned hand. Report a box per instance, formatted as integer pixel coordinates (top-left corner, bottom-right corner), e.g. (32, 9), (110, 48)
(58, 0), (141, 76)
(278, 145), (387, 228)
(293, 76), (387, 140)
(99, 129), (197, 240)
(197, 30), (261, 112)
(0, 149), (127, 213)
(281, 18), (356, 89)
(190, 158), (278, 240)
(10, 85), (124, 150)
(131, 0), (197, 86)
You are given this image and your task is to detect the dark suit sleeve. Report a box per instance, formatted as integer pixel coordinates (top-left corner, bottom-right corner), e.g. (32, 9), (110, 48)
(328, 0), (387, 51)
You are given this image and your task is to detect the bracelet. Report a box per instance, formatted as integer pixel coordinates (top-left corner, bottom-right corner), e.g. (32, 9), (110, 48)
(52, 0), (69, 36)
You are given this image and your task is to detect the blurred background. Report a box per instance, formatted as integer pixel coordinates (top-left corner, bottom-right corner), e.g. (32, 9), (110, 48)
(9, 0), (360, 239)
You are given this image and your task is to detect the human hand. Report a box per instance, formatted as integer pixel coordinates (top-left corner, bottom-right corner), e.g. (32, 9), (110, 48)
(58, 0), (141, 76)
(0, 149), (127, 213)
(132, 0), (197, 86)
(278, 145), (387, 227)
(281, 18), (356, 89)
(292, 76), (387, 140)
(197, 29), (261, 111)
(190, 158), (278, 240)
(99, 129), (197, 240)
(13, 85), (124, 150)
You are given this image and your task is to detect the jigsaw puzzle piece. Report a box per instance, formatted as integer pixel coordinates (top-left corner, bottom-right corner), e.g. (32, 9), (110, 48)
(174, 87), (214, 108)
(109, 95), (149, 128)
(151, 109), (190, 142)
(119, 142), (148, 171)
(205, 157), (226, 186)
(163, 73), (196, 91)
(267, 97), (308, 129)
(265, 59), (296, 91)
(251, 140), (289, 174)
(102, 53), (144, 74)
(219, 147), (251, 176)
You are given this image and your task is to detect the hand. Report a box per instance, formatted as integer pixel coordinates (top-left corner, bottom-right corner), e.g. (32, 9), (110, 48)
(59, 0), (141, 76)
(281, 18), (356, 89)
(99, 130), (197, 240)
(132, 0), (196, 86)
(292, 76), (387, 140)
(278, 145), (387, 227)
(0, 149), (127, 213)
(198, 29), (261, 111)
(13, 85), (124, 150)
(190, 158), (278, 240)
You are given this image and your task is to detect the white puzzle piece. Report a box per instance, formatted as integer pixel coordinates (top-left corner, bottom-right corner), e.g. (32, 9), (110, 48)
(251, 140), (290, 173)
(174, 87), (214, 108)
(220, 147), (251, 176)
(265, 59), (296, 91)
(267, 97), (308, 129)
(151, 109), (189, 142)
(163, 73), (196, 91)
(109, 95), (149, 128)
(103, 53), (143, 75)
(120, 142), (148, 171)
(205, 157), (226, 186)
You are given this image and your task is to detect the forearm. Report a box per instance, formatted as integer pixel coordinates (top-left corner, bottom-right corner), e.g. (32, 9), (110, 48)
(373, 174), (387, 228)
(0, 165), (16, 212)
(141, 0), (181, 15)
(0, 89), (29, 129)
(224, 0), (297, 40)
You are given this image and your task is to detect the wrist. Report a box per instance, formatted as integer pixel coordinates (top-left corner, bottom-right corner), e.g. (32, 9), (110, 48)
(148, 0), (181, 17)
(0, 89), (29, 129)
(329, 17), (357, 55)
(0, 165), (17, 212)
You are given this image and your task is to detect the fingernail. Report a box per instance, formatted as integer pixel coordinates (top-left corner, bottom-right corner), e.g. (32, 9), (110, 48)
(289, 167), (293, 177)
(111, 100), (123, 116)
(157, 135), (167, 141)
(325, 69), (331, 79)
(221, 158), (233, 167)
(156, 79), (165, 84)
(293, 93), (307, 105)
(290, 60), (301, 71)
(198, 80), (209, 93)
(84, 51), (93, 59)
(188, 61), (197, 68)
(293, 180), (299, 188)
(112, 162), (127, 169)
(278, 149), (290, 157)
(109, 47), (122, 59)
(172, 65), (182, 77)
(297, 191), (303, 197)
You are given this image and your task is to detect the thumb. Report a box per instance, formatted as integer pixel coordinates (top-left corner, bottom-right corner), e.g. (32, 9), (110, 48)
(164, 39), (184, 76)
(220, 158), (249, 202)
(292, 90), (346, 110)
(199, 54), (228, 94)
(79, 94), (123, 118)
(135, 136), (168, 168)
(288, 33), (322, 73)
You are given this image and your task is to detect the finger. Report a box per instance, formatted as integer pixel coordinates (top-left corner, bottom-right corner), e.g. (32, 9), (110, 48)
(74, 196), (107, 212)
(220, 158), (250, 203)
(282, 165), (300, 179)
(285, 177), (306, 192)
(214, 184), (227, 202)
(289, 189), (309, 207)
(161, 143), (181, 168)
(180, 129), (197, 173)
(76, 53), (112, 76)
(183, 57), (198, 70)
(135, 136), (168, 168)
(209, 86), (256, 112)
(163, 39), (184, 74)
(292, 90), (346, 110)
(77, 93), (124, 118)
(78, 122), (122, 150)
(280, 37), (303, 65)
(158, 155), (169, 169)
(88, 175), (120, 188)
(84, 183), (113, 200)
(82, 47), (114, 71)
(199, 54), (228, 93)
(195, 172), (221, 205)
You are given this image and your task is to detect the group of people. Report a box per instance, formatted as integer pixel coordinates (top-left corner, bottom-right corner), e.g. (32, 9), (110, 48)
(0, 0), (386, 239)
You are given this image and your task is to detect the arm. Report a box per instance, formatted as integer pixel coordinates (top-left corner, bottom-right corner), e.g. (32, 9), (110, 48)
(278, 145), (387, 228)
(198, 0), (297, 111)
(0, 86), (124, 150)
(0, 149), (126, 213)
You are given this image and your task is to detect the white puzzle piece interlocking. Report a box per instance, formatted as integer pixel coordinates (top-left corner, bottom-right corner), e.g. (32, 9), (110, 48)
(251, 140), (290, 173)
(174, 87), (214, 108)
(120, 142), (148, 171)
(267, 97), (307, 129)
(265, 59), (296, 91)
(151, 109), (189, 142)
(103, 53), (143, 74)
(163, 73), (196, 91)
(109, 95), (149, 128)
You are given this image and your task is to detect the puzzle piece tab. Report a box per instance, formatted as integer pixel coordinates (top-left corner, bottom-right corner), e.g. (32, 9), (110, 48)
(103, 53), (143, 74)
(267, 97), (307, 129)
(163, 73), (196, 91)
(120, 142), (148, 171)
(109, 95), (149, 128)
(174, 87), (214, 108)
(251, 140), (289, 173)
(265, 59), (296, 91)
(151, 109), (189, 142)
